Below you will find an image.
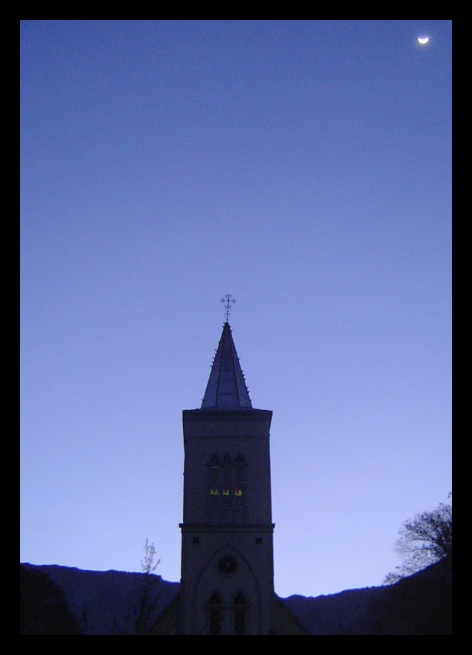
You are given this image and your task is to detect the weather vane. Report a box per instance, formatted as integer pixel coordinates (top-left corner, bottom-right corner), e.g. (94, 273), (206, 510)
(221, 294), (236, 322)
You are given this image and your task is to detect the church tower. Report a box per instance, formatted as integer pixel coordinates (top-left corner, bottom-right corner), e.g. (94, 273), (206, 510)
(179, 317), (276, 635)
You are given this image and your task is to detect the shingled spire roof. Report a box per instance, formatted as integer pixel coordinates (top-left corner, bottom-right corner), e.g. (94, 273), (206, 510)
(201, 322), (253, 409)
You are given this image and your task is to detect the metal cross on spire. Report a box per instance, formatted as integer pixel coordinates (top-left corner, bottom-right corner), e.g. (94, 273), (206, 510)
(221, 294), (236, 322)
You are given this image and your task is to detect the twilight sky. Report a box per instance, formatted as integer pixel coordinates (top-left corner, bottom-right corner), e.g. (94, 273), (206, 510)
(20, 20), (451, 598)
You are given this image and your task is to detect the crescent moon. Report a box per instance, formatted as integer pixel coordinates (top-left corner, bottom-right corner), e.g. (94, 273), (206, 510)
(418, 36), (429, 44)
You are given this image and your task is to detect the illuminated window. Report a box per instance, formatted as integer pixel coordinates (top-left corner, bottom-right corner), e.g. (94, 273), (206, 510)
(223, 454), (232, 506)
(208, 453), (247, 523)
(210, 455), (220, 500)
(234, 454), (246, 506)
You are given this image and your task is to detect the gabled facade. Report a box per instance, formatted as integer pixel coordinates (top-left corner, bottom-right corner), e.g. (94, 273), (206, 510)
(179, 321), (276, 635)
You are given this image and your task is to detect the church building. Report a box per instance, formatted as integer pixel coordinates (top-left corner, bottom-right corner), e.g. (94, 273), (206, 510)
(154, 309), (306, 635)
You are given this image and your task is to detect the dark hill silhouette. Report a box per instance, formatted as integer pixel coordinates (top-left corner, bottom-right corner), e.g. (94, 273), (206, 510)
(20, 563), (179, 635)
(20, 565), (81, 635)
(284, 559), (451, 635)
(20, 559), (451, 635)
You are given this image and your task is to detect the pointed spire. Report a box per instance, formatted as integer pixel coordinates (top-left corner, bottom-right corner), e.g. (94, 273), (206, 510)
(201, 322), (253, 409)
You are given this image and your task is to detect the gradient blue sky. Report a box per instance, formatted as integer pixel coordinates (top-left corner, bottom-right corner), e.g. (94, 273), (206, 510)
(20, 20), (451, 598)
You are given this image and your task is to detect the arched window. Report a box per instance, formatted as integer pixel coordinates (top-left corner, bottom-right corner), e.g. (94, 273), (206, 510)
(209, 454), (220, 499)
(233, 592), (247, 635)
(222, 454), (232, 504)
(234, 453), (246, 505)
(208, 453), (247, 523)
(208, 592), (223, 635)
